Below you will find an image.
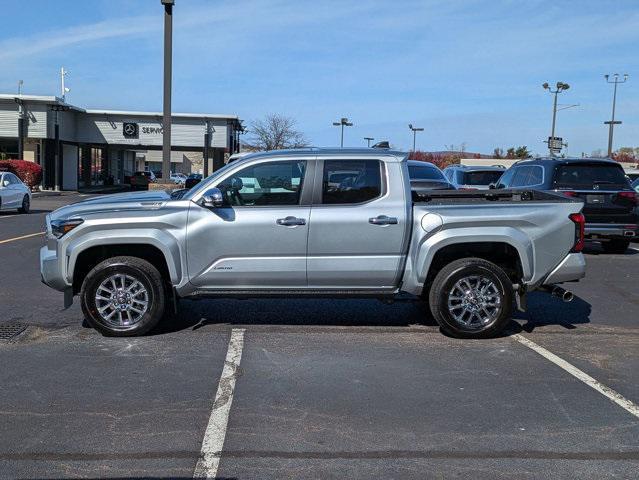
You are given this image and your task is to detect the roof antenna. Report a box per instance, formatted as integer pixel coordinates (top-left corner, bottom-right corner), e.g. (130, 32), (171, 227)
(60, 67), (70, 102)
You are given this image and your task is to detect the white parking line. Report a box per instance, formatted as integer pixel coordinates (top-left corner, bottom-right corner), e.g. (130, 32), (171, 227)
(513, 334), (639, 419)
(0, 232), (44, 245)
(193, 328), (246, 479)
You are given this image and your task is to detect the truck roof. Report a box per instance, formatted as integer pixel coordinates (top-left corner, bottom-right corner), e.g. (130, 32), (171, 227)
(237, 147), (408, 163)
(516, 157), (621, 166)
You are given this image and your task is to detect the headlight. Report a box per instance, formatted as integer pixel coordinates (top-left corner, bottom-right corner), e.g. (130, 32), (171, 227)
(50, 218), (84, 238)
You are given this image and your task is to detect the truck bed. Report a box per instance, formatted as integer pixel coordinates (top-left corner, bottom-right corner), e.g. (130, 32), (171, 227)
(412, 189), (578, 205)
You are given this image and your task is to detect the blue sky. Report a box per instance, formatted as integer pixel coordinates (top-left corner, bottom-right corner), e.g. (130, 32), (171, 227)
(1, 0), (637, 155)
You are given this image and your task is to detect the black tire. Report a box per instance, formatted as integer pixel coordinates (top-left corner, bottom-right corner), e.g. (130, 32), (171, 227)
(428, 257), (513, 339)
(80, 256), (165, 337)
(601, 239), (630, 254)
(18, 195), (30, 214)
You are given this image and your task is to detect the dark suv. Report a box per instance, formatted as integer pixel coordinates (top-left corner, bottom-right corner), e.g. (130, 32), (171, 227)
(495, 158), (637, 253)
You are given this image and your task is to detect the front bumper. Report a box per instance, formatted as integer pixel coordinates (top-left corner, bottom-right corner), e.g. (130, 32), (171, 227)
(40, 245), (69, 292)
(585, 223), (636, 240)
(543, 253), (586, 285)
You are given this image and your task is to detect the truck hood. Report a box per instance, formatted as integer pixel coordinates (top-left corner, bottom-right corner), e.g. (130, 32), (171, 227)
(49, 190), (173, 221)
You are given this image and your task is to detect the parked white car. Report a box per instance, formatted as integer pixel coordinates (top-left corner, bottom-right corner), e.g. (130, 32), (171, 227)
(0, 171), (31, 213)
(170, 172), (187, 185)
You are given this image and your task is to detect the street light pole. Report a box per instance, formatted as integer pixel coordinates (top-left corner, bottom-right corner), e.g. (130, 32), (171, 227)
(364, 137), (374, 147)
(604, 73), (628, 157)
(161, 0), (174, 182)
(408, 124), (424, 151)
(542, 81), (570, 155)
(332, 117), (353, 147)
(203, 119), (210, 177)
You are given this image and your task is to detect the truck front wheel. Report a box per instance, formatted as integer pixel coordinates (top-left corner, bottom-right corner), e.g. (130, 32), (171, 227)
(428, 258), (513, 339)
(80, 256), (166, 336)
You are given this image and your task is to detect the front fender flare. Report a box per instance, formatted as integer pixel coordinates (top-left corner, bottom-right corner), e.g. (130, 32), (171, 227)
(64, 230), (183, 285)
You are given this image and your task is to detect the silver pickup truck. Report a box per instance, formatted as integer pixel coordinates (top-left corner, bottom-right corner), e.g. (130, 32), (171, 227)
(40, 148), (586, 338)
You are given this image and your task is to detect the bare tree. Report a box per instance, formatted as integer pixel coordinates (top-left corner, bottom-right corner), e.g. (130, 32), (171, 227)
(245, 114), (309, 151)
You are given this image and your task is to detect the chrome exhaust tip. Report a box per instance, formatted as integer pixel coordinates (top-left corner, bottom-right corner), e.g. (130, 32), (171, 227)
(551, 286), (574, 303)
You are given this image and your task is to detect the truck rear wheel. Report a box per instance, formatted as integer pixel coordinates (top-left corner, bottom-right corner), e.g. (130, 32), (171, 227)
(428, 257), (513, 339)
(80, 256), (165, 337)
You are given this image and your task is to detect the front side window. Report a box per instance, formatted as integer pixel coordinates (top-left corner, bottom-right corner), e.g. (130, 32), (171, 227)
(322, 160), (382, 204)
(510, 167), (531, 187)
(496, 168), (515, 188)
(217, 160), (306, 206)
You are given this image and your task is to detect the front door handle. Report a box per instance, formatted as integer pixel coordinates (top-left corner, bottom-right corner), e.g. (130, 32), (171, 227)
(369, 215), (398, 225)
(276, 216), (306, 226)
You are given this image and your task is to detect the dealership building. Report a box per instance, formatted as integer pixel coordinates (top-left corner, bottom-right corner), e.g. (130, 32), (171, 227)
(0, 93), (243, 190)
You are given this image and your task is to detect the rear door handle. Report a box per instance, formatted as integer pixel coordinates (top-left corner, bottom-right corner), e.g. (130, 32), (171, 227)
(369, 215), (398, 225)
(276, 216), (306, 226)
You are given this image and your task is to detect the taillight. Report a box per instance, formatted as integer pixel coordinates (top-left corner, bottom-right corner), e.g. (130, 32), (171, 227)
(616, 191), (638, 206)
(569, 213), (585, 253)
(562, 191), (578, 198)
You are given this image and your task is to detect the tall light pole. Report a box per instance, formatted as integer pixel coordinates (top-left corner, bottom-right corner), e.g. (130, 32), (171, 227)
(332, 117), (353, 147)
(364, 137), (374, 147)
(542, 81), (570, 155)
(161, 0), (174, 182)
(408, 124), (424, 151)
(604, 73), (628, 157)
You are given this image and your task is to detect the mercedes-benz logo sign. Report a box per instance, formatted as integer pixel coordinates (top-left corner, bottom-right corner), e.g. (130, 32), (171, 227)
(123, 122), (138, 138)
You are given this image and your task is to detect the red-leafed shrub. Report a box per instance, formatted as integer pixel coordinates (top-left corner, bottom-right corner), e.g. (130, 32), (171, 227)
(0, 160), (43, 189)
(409, 151), (461, 169)
(611, 151), (636, 164)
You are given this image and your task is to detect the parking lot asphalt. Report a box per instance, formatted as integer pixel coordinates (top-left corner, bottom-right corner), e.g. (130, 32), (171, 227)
(1, 193), (638, 479)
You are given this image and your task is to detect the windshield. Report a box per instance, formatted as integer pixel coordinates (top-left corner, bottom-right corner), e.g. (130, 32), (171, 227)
(461, 170), (503, 185)
(553, 164), (630, 190)
(182, 161), (239, 199)
(408, 164), (445, 181)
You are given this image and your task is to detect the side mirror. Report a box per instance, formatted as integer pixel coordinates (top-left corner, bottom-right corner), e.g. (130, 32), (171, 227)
(488, 183), (497, 190)
(201, 188), (224, 208)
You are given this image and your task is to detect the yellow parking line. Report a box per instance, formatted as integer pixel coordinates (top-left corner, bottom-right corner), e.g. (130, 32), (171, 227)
(0, 232), (44, 245)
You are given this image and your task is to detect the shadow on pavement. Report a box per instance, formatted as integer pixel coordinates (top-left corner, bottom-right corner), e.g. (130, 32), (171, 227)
(153, 297), (438, 335)
(150, 290), (593, 337)
(512, 291), (592, 333)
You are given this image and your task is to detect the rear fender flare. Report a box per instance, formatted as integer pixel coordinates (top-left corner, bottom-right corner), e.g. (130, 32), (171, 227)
(414, 227), (533, 285)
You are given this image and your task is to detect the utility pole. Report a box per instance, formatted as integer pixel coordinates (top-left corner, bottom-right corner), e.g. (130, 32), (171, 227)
(542, 81), (570, 155)
(161, 0), (174, 182)
(604, 73), (628, 157)
(332, 117), (353, 147)
(408, 124), (424, 151)
(364, 137), (374, 147)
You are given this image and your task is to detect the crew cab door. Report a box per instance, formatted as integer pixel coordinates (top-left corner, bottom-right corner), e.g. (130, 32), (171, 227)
(306, 159), (408, 289)
(186, 158), (313, 289)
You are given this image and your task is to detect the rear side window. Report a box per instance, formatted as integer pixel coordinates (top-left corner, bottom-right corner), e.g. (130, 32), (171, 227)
(408, 164), (445, 180)
(461, 170), (503, 185)
(322, 160), (382, 204)
(553, 164), (630, 189)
